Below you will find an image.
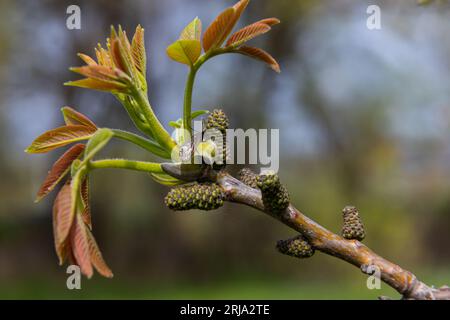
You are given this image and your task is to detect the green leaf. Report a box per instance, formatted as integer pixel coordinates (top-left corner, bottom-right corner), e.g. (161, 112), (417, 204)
(169, 120), (182, 129)
(180, 17), (202, 41)
(84, 128), (114, 161)
(191, 110), (208, 119)
(149, 172), (184, 186)
(166, 39), (201, 65)
(71, 159), (82, 177)
(169, 110), (207, 129)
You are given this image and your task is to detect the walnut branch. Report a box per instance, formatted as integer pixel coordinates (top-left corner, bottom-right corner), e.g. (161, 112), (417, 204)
(216, 171), (450, 300)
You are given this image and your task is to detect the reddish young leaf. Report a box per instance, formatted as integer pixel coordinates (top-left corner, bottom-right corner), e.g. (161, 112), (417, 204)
(70, 65), (121, 82)
(26, 125), (97, 154)
(226, 23), (271, 47)
(202, 7), (235, 52)
(202, 0), (250, 52)
(53, 183), (76, 246)
(229, 0), (251, 34)
(110, 27), (135, 78)
(52, 190), (70, 266)
(95, 45), (113, 68)
(53, 233), (69, 266)
(61, 107), (97, 130)
(64, 78), (128, 93)
(36, 144), (85, 202)
(131, 25), (146, 75)
(77, 53), (97, 66)
(80, 177), (92, 230)
(256, 18), (281, 27)
(70, 214), (94, 278)
(235, 46), (280, 73)
(86, 228), (113, 278)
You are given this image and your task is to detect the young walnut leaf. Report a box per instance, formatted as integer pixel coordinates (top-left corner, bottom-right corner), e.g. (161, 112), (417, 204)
(256, 18), (281, 27)
(84, 128), (114, 161)
(36, 144), (85, 202)
(202, 0), (250, 52)
(80, 177), (92, 230)
(235, 46), (280, 73)
(202, 7), (235, 52)
(65, 78), (129, 93)
(53, 183), (76, 247)
(150, 172), (184, 186)
(77, 53), (97, 66)
(86, 227), (113, 278)
(26, 125), (97, 154)
(61, 106), (97, 130)
(70, 214), (94, 278)
(180, 17), (202, 41)
(131, 25), (146, 76)
(226, 22), (271, 47)
(167, 40), (201, 65)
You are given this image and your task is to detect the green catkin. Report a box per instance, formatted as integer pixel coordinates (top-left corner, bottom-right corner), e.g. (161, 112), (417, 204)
(205, 109), (229, 169)
(341, 206), (365, 241)
(256, 173), (290, 213)
(165, 183), (225, 211)
(238, 168), (258, 188)
(206, 109), (229, 132)
(276, 235), (314, 258)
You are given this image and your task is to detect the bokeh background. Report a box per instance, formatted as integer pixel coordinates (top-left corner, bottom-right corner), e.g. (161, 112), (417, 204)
(0, 0), (449, 299)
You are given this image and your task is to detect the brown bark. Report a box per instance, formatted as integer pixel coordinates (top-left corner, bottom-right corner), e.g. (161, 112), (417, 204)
(216, 172), (450, 300)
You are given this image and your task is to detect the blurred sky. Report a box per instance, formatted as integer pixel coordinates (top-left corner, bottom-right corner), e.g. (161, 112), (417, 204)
(0, 0), (449, 299)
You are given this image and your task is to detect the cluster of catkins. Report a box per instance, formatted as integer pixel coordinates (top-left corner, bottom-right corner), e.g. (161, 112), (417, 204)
(206, 109), (229, 169)
(239, 168), (290, 213)
(165, 183), (225, 211)
(276, 235), (315, 258)
(165, 110), (229, 211)
(341, 206), (365, 241)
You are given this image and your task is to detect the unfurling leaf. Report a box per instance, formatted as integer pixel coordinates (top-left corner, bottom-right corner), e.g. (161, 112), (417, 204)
(70, 65), (126, 83)
(131, 25), (146, 76)
(169, 120), (182, 129)
(226, 22), (271, 47)
(191, 110), (209, 119)
(26, 125), (97, 154)
(80, 177), (92, 229)
(180, 17), (202, 41)
(166, 40), (201, 65)
(235, 46), (280, 73)
(77, 53), (97, 66)
(70, 214), (94, 278)
(110, 26), (135, 78)
(53, 183), (76, 247)
(84, 128), (114, 161)
(169, 110), (208, 129)
(61, 107), (97, 130)
(64, 78), (129, 93)
(150, 172), (184, 186)
(36, 144), (85, 202)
